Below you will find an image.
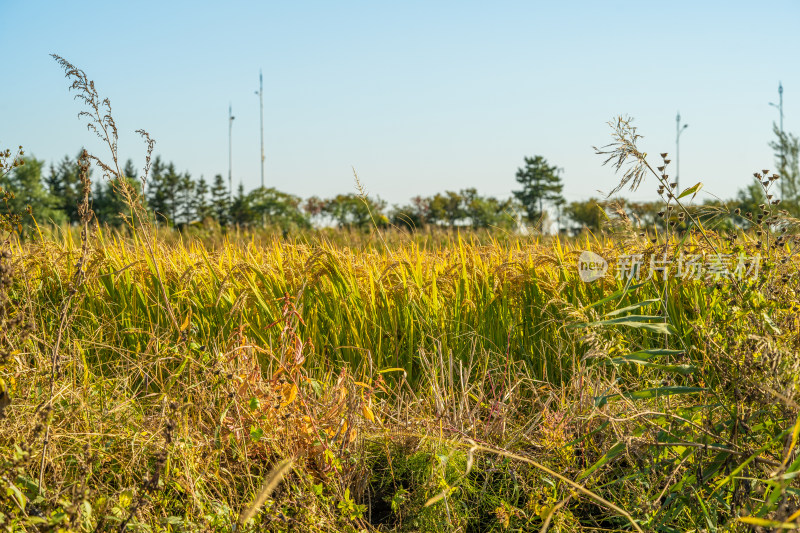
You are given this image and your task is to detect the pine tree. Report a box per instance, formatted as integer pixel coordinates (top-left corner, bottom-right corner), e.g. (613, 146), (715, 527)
(147, 156), (169, 225)
(92, 180), (111, 225)
(177, 172), (196, 226)
(512, 156), (565, 222)
(230, 182), (251, 226)
(193, 175), (211, 222)
(123, 159), (138, 183)
(2, 156), (64, 229)
(162, 163), (182, 225)
(46, 153), (85, 224)
(147, 158), (183, 226)
(118, 158), (144, 217)
(769, 124), (800, 213)
(93, 159), (143, 226)
(210, 174), (230, 226)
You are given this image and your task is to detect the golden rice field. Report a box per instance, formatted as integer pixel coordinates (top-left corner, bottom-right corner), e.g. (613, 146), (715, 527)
(2, 224), (800, 532)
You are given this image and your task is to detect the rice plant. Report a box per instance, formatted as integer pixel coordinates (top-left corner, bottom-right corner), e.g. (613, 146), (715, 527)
(0, 58), (799, 532)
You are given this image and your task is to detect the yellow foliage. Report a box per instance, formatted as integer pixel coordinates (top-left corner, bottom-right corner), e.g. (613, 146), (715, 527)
(280, 382), (298, 407)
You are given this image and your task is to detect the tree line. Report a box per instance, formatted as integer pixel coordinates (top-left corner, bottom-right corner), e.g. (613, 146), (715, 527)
(3, 121), (796, 236)
(0, 153), (549, 233)
(564, 124), (800, 234)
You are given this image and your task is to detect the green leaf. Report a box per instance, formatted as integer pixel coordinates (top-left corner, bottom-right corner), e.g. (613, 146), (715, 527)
(562, 420), (610, 448)
(677, 182), (703, 201)
(738, 517), (800, 529)
(624, 386), (705, 400)
(165, 355), (190, 390)
(609, 359), (696, 375)
(577, 441), (626, 481)
(14, 474), (40, 499)
(250, 426), (264, 442)
(610, 348), (685, 363)
(5, 482), (27, 510)
(164, 516), (184, 526)
(762, 311), (783, 335)
(580, 315), (677, 335)
(580, 280), (648, 311)
(603, 299), (661, 317)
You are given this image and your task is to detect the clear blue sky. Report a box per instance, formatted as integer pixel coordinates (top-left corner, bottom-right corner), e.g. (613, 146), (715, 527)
(2, 1), (798, 206)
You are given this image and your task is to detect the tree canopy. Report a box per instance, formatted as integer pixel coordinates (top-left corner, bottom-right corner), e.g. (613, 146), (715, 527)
(513, 156), (565, 223)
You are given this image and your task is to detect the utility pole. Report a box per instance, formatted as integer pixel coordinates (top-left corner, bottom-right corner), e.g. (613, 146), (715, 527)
(228, 104), (235, 198)
(256, 70), (265, 189)
(255, 71), (266, 227)
(770, 82), (784, 197)
(676, 112), (688, 191)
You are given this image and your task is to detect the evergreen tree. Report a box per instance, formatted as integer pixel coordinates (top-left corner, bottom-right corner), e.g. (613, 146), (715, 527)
(162, 163), (182, 225)
(147, 156), (170, 225)
(46, 153), (85, 223)
(147, 158), (183, 226)
(92, 181), (112, 224)
(210, 174), (230, 226)
(2, 156), (64, 229)
(768, 124), (800, 214)
(193, 176), (212, 222)
(93, 160), (143, 226)
(735, 182), (767, 227)
(230, 182), (251, 226)
(117, 158), (144, 220)
(123, 159), (138, 183)
(177, 172), (196, 226)
(513, 156), (565, 222)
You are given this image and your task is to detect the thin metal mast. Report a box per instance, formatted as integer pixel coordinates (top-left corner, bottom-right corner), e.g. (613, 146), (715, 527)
(676, 112), (688, 191)
(228, 104), (235, 198)
(770, 82), (785, 197)
(259, 70), (265, 189)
